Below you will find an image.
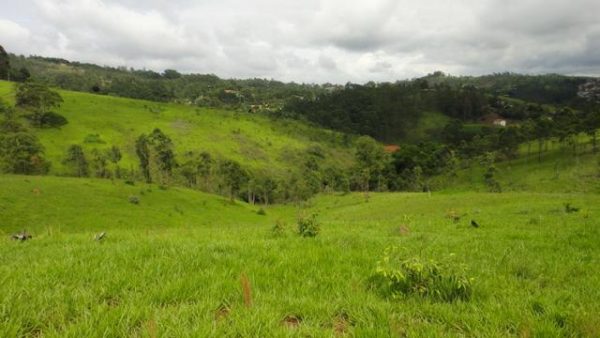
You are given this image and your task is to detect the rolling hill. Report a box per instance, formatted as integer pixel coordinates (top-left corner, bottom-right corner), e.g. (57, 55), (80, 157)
(0, 80), (354, 177)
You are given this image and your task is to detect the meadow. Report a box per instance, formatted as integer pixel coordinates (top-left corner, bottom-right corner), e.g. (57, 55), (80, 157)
(0, 80), (354, 176)
(1, 175), (599, 337)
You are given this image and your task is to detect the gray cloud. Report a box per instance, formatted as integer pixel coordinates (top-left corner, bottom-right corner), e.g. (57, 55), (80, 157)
(0, 0), (598, 83)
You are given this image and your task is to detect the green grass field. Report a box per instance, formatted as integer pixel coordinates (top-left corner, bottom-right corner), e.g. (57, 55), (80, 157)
(442, 141), (600, 194)
(2, 175), (599, 336)
(0, 81), (354, 176)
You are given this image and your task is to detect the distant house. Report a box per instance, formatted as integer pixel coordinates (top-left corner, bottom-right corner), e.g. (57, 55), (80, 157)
(493, 119), (507, 127)
(384, 144), (401, 153)
(481, 113), (507, 127)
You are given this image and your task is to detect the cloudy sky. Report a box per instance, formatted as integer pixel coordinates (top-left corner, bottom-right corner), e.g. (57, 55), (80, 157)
(1, 0), (599, 83)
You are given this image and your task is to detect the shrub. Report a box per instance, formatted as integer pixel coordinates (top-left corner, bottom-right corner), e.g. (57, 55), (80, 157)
(128, 195), (140, 204)
(256, 208), (266, 216)
(271, 220), (287, 237)
(297, 213), (320, 237)
(84, 133), (106, 144)
(371, 247), (473, 302)
(24, 112), (68, 128)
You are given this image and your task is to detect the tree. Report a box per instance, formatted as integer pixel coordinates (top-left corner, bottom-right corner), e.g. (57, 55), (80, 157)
(162, 69), (182, 79)
(15, 82), (64, 128)
(106, 145), (122, 177)
(11, 67), (31, 82)
(354, 136), (387, 192)
(582, 108), (600, 153)
(90, 149), (109, 178)
(0, 132), (49, 174)
(135, 134), (151, 183)
(482, 152), (501, 192)
(148, 128), (176, 184)
(496, 126), (522, 159)
(197, 151), (213, 189)
(0, 45), (9, 80)
(258, 176), (277, 205)
(219, 159), (247, 202)
(63, 145), (89, 177)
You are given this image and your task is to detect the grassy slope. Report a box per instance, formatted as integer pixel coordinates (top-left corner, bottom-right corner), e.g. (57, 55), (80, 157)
(442, 138), (600, 193)
(1, 175), (599, 336)
(0, 80), (353, 175)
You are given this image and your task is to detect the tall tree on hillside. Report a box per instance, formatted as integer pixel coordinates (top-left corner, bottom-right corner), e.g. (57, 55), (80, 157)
(554, 108), (579, 156)
(354, 136), (387, 192)
(90, 149), (109, 178)
(219, 159), (247, 202)
(148, 128), (176, 184)
(135, 134), (151, 183)
(0, 131), (49, 174)
(63, 145), (89, 177)
(107, 145), (122, 178)
(0, 45), (10, 80)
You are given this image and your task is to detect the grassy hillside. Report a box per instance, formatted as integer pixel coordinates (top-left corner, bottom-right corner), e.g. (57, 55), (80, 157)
(440, 137), (600, 193)
(0, 80), (353, 176)
(1, 175), (600, 336)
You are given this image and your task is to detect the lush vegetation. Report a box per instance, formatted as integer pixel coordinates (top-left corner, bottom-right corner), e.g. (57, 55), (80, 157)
(2, 47), (600, 336)
(0, 80), (356, 203)
(1, 175), (599, 336)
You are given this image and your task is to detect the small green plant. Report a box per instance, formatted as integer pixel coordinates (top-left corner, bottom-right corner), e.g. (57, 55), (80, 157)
(371, 247), (473, 302)
(128, 195), (140, 205)
(482, 152), (501, 192)
(564, 203), (579, 213)
(83, 133), (105, 144)
(297, 213), (320, 237)
(256, 208), (266, 216)
(271, 220), (287, 237)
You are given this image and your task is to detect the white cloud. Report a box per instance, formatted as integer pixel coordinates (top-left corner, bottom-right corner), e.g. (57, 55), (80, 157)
(0, 19), (32, 53)
(0, 0), (599, 82)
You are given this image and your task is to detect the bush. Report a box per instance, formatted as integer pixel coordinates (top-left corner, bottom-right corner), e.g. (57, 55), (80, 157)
(84, 133), (106, 144)
(297, 213), (320, 237)
(271, 220), (287, 237)
(128, 195), (140, 204)
(371, 247), (473, 302)
(24, 112), (68, 128)
(256, 208), (266, 215)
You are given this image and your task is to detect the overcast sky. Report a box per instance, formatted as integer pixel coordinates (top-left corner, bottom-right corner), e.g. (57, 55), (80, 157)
(1, 0), (599, 83)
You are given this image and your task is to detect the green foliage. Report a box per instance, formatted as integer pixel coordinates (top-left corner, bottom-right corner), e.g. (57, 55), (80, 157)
(354, 136), (387, 191)
(128, 195), (140, 205)
(0, 131), (49, 174)
(482, 152), (501, 192)
(62, 144), (89, 177)
(15, 82), (64, 127)
(372, 247), (473, 302)
(83, 133), (106, 144)
(135, 134), (151, 183)
(270, 219), (287, 237)
(218, 159), (248, 202)
(297, 213), (320, 237)
(148, 128), (176, 183)
(0, 45), (9, 80)
(90, 149), (110, 178)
